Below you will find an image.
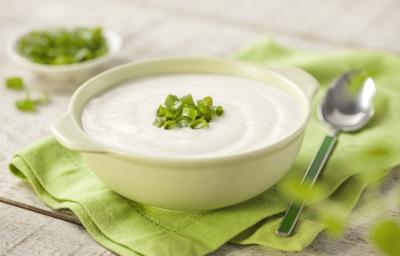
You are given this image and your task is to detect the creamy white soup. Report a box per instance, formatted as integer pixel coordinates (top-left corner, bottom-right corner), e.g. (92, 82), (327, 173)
(81, 73), (304, 158)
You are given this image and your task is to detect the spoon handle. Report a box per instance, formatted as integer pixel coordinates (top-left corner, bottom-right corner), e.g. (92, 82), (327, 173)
(276, 135), (337, 237)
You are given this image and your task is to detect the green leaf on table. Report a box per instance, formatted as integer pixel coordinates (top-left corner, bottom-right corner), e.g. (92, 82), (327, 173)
(370, 219), (400, 256)
(5, 77), (25, 90)
(15, 98), (37, 112)
(13, 86), (50, 113)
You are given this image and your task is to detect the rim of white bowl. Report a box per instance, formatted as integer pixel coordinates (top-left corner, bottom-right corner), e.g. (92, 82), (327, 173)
(6, 26), (122, 73)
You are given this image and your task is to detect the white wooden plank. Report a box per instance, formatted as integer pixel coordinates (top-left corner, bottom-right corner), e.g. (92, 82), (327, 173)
(134, 0), (400, 52)
(0, 203), (115, 256)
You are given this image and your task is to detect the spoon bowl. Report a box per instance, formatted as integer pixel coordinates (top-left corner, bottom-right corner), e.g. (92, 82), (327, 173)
(320, 70), (376, 132)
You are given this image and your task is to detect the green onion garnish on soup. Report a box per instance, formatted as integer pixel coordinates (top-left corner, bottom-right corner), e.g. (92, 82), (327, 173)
(153, 94), (224, 130)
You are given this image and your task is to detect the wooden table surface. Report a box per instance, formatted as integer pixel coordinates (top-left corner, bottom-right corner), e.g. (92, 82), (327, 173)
(1, 0), (399, 255)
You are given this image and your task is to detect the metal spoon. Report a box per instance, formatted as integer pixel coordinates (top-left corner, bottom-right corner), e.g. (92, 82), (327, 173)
(276, 70), (376, 237)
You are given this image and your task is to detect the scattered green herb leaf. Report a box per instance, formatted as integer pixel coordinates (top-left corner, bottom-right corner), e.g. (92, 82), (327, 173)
(371, 219), (400, 256)
(5, 76), (50, 112)
(16, 98), (36, 112)
(153, 94), (224, 129)
(5, 76), (25, 90)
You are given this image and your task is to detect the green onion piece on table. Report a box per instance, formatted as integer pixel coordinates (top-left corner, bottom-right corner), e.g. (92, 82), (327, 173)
(153, 94), (224, 129)
(16, 98), (36, 112)
(5, 77), (25, 90)
(5, 76), (50, 112)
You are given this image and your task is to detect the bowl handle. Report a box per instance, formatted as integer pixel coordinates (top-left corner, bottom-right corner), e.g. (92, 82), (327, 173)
(271, 67), (319, 100)
(52, 114), (105, 153)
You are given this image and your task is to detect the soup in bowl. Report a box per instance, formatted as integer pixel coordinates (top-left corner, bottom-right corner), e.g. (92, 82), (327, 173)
(53, 57), (319, 212)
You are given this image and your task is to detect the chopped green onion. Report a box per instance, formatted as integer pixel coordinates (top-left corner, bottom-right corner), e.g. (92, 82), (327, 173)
(182, 107), (198, 121)
(180, 94), (195, 105)
(197, 105), (208, 114)
(203, 112), (212, 122)
(215, 106), (224, 116)
(164, 109), (176, 120)
(164, 94), (178, 107)
(190, 118), (209, 129)
(178, 119), (189, 128)
(16, 98), (36, 112)
(17, 27), (108, 65)
(172, 100), (183, 111)
(164, 120), (177, 130)
(152, 93), (224, 129)
(157, 105), (167, 117)
(5, 77), (25, 90)
(6, 76), (50, 112)
(153, 117), (165, 127)
(203, 96), (213, 106)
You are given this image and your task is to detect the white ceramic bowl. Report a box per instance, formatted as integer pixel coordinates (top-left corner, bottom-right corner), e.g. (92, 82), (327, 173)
(52, 57), (319, 212)
(6, 27), (122, 84)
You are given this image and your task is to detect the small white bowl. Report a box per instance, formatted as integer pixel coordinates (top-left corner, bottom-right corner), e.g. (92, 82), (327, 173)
(6, 27), (122, 84)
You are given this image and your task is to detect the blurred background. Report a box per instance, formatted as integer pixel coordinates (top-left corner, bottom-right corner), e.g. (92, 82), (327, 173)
(1, 0), (399, 60)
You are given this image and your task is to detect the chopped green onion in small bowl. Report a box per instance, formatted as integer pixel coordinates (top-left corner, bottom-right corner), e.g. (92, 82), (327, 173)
(6, 26), (122, 84)
(17, 27), (108, 65)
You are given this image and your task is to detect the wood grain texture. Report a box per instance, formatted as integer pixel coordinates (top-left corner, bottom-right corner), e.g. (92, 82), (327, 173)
(134, 0), (400, 53)
(0, 203), (115, 256)
(0, 0), (399, 255)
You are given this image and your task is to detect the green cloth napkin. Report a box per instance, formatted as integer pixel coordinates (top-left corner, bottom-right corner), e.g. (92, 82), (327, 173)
(9, 40), (400, 256)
